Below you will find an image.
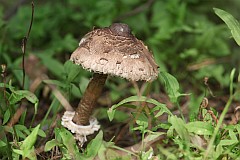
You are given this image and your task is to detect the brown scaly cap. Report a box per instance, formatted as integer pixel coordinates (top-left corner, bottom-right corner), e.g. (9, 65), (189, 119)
(70, 23), (159, 81)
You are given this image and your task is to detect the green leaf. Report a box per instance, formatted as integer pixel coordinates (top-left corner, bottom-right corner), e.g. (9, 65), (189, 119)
(37, 129), (46, 138)
(3, 109), (10, 125)
(107, 107), (116, 122)
(152, 105), (166, 117)
(64, 60), (81, 82)
(16, 129), (27, 139)
(105, 149), (123, 160)
(0, 83), (12, 88)
(186, 121), (214, 135)
(0, 141), (6, 147)
(86, 130), (103, 158)
(44, 139), (60, 152)
(15, 124), (29, 133)
(20, 125), (40, 151)
(12, 149), (23, 156)
(144, 132), (165, 143)
(214, 8), (240, 46)
(15, 125), (40, 160)
(8, 90), (38, 105)
(229, 130), (238, 142)
(159, 72), (188, 103)
(141, 147), (153, 160)
(229, 68), (236, 96)
(169, 116), (190, 142)
(59, 128), (81, 159)
(108, 96), (172, 121)
(8, 90), (39, 114)
(14, 124), (30, 138)
(133, 113), (148, 132)
(219, 140), (238, 146)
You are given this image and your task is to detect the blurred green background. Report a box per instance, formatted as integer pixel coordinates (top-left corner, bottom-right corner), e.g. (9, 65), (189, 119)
(0, 0), (240, 96)
(0, 1), (240, 158)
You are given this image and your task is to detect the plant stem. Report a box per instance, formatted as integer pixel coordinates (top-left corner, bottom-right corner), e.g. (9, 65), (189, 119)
(204, 95), (233, 159)
(204, 69), (235, 159)
(176, 101), (185, 122)
(73, 73), (107, 125)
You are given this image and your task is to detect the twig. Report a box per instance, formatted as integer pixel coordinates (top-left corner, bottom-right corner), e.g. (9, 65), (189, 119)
(6, 2), (35, 128)
(21, 1), (34, 89)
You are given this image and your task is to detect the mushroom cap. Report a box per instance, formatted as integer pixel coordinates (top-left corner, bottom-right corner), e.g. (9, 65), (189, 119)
(70, 23), (159, 81)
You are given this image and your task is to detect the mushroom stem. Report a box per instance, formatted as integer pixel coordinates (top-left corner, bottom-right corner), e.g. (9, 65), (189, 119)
(73, 73), (107, 125)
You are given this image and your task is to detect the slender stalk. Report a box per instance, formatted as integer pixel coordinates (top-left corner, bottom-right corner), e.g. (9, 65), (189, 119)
(21, 2), (34, 89)
(204, 96), (233, 159)
(204, 68), (235, 159)
(73, 73), (107, 125)
(176, 100), (185, 122)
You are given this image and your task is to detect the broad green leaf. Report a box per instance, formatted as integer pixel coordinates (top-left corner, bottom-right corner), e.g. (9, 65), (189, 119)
(15, 125), (40, 160)
(215, 144), (223, 159)
(8, 90), (39, 114)
(59, 128), (81, 159)
(12, 149), (23, 156)
(96, 142), (107, 160)
(20, 91), (38, 104)
(108, 96), (172, 121)
(159, 72), (188, 103)
(8, 91), (24, 105)
(44, 139), (60, 152)
(186, 121), (214, 135)
(214, 8), (240, 46)
(20, 125), (40, 151)
(169, 116), (190, 142)
(8, 90), (38, 104)
(85, 130), (103, 158)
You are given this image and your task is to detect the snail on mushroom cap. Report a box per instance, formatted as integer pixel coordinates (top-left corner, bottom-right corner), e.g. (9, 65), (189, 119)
(61, 23), (159, 146)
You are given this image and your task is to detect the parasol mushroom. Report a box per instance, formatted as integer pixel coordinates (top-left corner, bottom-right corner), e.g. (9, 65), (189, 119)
(61, 23), (159, 145)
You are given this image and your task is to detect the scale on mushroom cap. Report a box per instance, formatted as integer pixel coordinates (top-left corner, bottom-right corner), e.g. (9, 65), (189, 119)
(61, 23), (159, 146)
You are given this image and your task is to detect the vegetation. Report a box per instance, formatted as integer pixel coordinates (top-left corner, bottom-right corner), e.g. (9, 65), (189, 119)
(0, 0), (239, 159)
